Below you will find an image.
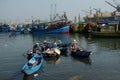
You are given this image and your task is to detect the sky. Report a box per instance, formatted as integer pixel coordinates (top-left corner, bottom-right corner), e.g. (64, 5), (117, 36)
(0, 0), (118, 22)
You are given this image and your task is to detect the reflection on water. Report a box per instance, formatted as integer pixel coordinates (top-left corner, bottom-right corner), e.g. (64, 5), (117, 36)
(23, 74), (31, 80)
(44, 56), (61, 64)
(70, 33), (93, 51)
(32, 34), (71, 44)
(69, 75), (81, 80)
(92, 38), (120, 50)
(23, 67), (44, 80)
(71, 56), (91, 65)
(61, 51), (69, 57)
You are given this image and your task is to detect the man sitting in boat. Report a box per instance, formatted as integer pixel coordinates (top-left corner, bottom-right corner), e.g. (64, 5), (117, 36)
(70, 39), (78, 50)
(70, 44), (87, 53)
(27, 49), (33, 60)
(33, 43), (40, 53)
(41, 41), (50, 52)
(70, 40), (85, 51)
(53, 41), (58, 47)
(73, 39), (78, 47)
(70, 44), (76, 50)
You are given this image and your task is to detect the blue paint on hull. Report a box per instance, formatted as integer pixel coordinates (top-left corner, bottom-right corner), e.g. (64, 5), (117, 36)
(22, 53), (43, 75)
(31, 24), (69, 34)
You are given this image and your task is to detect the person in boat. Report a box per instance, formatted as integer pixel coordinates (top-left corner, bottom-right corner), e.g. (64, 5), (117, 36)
(70, 40), (79, 50)
(73, 39), (78, 47)
(27, 49), (33, 60)
(41, 40), (49, 51)
(33, 43), (40, 53)
(70, 44), (76, 50)
(53, 41), (57, 48)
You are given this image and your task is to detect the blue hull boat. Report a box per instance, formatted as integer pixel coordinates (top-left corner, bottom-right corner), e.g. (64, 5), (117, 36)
(21, 53), (43, 75)
(31, 24), (69, 34)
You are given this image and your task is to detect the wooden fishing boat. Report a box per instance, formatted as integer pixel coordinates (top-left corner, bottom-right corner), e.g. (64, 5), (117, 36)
(21, 53), (43, 75)
(70, 44), (91, 57)
(70, 24), (79, 33)
(31, 21), (70, 34)
(40, 40), (70, 56)
(42, 48), (61, 58)
(69, 39), (91, 57)
(71, 49), (91, 57)
(31, 12), (71, 34)
(0, 24), (10, 32)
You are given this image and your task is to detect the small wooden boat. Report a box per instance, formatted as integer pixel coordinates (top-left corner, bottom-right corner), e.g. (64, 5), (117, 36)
(70, 40), (91, 57)
(71, 49), (91, 57)
(21, 53), (43, 75)
(70, 44), (91, 57)
(42, 48), (61, 58)
(40, 41), (62, 58)
(41, 40), (70, 56)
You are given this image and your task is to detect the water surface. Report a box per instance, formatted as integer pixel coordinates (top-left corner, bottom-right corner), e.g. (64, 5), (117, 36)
(0, 33), (120, 80)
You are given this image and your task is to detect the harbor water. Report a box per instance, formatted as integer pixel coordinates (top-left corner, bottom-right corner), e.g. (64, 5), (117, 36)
(0, 33), (120, 80)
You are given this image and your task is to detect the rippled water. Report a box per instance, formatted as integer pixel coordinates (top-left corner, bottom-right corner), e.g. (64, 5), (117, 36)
(0, 33), (120, 80)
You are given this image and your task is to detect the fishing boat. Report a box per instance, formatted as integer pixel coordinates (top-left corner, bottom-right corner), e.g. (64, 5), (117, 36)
(41, 40), (70, 56)
(70, 24), (79, 33)
(42, 48), (61, 58)
(22, 24), (32, 34)
(31, 12), (71, 34)
(40, 41), (60, 58)
(71, 49), (91, 57)
(70, 44), (91, 57)
(21, 53), (43, 75)
(0, 24), (10, 32)
(31, 20), (70, 34)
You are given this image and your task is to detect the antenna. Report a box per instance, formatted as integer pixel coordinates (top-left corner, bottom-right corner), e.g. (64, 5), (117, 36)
(50, 4), (53, 21)
(105, 1), (116, 9)
(105, 0), (120, 12)
(90, 6), (92, 15)
(113, 0), (120, 7)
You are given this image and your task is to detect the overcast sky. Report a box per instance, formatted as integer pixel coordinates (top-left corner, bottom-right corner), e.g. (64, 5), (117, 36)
(0, 0), (118, 22)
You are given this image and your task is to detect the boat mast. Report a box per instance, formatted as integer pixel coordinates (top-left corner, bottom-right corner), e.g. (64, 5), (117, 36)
(50, 4), (53, 22)
(54, 4), (56, 20)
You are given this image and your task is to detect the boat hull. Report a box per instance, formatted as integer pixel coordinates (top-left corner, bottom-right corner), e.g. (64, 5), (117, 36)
(0, 27), (10, 32)
(31, 24), (69, 34)
(42, 48), (61, 58)
(71, 50), (91, 57)
(21, 53), (43, 75)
